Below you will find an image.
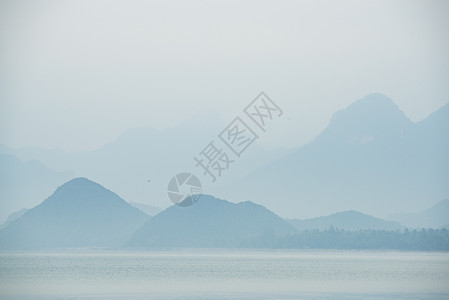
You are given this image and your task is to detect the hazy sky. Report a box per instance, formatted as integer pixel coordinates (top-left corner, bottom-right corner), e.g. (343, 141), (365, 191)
(1, 0), (448, 152)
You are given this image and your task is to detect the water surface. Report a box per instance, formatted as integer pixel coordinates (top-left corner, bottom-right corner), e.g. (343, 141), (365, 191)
(1, 250), (448, 299)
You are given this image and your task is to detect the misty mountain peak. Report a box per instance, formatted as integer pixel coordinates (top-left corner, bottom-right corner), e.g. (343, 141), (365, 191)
(0, 178), (149, 249)
(320, 93), (412, 144)
(60, 176), (95, 186)
(45, 177), (123, 207)
(127, 194), (297, 248)
(53, 176), (103, 194)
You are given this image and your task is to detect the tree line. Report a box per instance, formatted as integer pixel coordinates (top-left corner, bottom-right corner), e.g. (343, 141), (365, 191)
(246, 228), (449, 250)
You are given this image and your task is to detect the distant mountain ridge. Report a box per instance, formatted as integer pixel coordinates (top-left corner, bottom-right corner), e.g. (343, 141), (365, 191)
(1, 94), (448, 220)
(388, 199), (449, 229)
(287, 210), (402, 231)
(0, 178), (149, 250)
(0, 208), (28, 229)
(0, 110), (290, 214)
(129, 202), (162, 217)
(0, 154), (75, 223)
(218, 94), (449, 218)
(317, 93), (412, 145)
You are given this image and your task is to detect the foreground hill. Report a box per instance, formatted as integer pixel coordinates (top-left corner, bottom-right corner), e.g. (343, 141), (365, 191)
(0, 178), (149, 250)
(287, 210), (402, 231)
(127, 195), (298, 248)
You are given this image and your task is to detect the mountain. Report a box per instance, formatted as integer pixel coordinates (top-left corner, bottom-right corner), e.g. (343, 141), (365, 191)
(217, 94), (449, 218)
(0, 208), (28, 229)
(388, 199), (449, 229)
(0, 110), (290, 210)
(0, 178), (149, 250)
(126, 195), (298, 248)
(2, 94), (447, 221)
(287, 210), (402, 231)
(129, 202), (162, 216)
(0, 154), (75, 223)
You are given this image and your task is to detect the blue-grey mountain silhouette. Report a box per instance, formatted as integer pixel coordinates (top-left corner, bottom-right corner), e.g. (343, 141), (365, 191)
(287, 210), (402, 231)
(0, 208), (28, 229)
(388, 199), (449, 229)
(1, 94), (447, 220)
(0, 154), (74, 223)
(129, 202), (162, 217)
(218, 94), (449, 218)
(126, 195), (298, 248)
(0, 110), (289, 214)
(0, 177), (149, 250)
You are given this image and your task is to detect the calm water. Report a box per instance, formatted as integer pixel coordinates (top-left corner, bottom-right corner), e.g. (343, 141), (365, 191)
(1, 250), (448, 299)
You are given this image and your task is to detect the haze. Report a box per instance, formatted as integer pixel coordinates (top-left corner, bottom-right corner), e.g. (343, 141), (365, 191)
(1, 0), (448, 152)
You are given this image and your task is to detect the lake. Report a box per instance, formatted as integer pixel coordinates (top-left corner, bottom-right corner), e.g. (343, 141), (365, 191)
(1, 250), (448, 299)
